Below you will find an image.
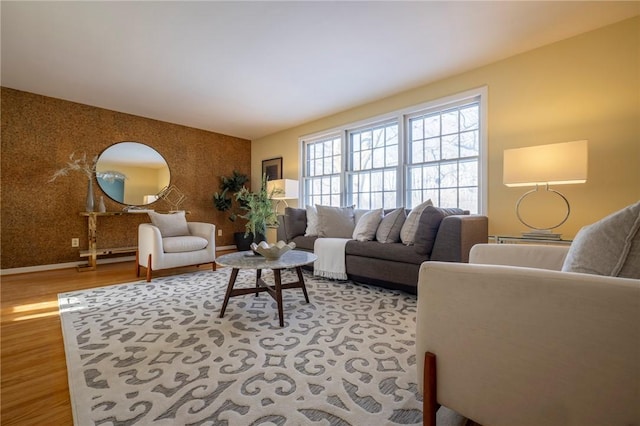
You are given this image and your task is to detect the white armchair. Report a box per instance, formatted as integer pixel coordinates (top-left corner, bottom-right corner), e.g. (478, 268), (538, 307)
(136, 222), (216, 282)
(416, 244), (640, 426)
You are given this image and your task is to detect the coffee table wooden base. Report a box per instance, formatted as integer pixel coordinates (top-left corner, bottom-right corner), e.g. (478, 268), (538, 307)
(219, 266), (310, 327)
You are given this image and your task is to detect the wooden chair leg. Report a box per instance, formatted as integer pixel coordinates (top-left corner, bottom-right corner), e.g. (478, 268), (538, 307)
(424, 352), (438, 426)
(212, 261), (216, 271)
(146, 254), (152, 282)
(135, 251), (141, 277)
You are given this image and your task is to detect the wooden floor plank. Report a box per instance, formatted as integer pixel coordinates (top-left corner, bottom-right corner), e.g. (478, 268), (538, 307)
(1, 259), (225, 425)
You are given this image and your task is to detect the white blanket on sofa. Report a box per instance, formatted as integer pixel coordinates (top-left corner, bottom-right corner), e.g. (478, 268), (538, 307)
(314, 238), (350, 280)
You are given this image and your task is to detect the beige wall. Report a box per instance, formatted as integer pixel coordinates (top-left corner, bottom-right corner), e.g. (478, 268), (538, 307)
(252, 17), (640, 239)
(1, 88), (252, 269)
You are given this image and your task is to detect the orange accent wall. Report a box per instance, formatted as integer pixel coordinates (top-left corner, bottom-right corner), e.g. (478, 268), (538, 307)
(1, 87), (251, 269)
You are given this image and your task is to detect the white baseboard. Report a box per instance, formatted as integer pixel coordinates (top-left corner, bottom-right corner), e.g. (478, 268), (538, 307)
(0, 256), (136, 276)
(0, 246), (237, 276)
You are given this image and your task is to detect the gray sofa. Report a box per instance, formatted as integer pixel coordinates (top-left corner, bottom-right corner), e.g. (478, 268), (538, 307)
(277, 207), (488, 294)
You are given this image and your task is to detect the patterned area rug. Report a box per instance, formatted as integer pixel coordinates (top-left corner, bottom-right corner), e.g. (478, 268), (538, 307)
(58, 269), (460, 425)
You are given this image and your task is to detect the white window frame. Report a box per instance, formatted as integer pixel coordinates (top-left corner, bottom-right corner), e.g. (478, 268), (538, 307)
(299, 87), (488, 214)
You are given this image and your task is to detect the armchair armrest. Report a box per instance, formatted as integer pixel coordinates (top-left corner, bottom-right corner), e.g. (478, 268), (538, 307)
(187, 222), (216, 242)
(470, 243), (569, 271)
(416, 261), (640, 426)
(138, 223), (164, 268)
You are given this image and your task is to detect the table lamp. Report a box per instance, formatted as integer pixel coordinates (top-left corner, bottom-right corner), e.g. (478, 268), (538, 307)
(503, 140), (587, 239)
(266, 179), (299, 214)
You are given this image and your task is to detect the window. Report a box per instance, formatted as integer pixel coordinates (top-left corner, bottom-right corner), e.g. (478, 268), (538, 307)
(348, 121), (399, 209)
(300, 88), (486, 214)
(406, 100), (480, 212)
(304, 135), (342, 206)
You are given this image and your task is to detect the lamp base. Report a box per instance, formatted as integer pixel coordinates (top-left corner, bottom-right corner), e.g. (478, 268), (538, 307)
(515, 184), (570, 237)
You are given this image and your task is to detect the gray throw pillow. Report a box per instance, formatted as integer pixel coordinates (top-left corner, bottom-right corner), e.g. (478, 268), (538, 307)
(284, 207), (307, 240)
(414, 206), (465, 255)
(352, 208), (384, 242)
(147, 211), (190, 237)
(400, 199), (433, 245)
(562, 201), (640, 279)
(376, 208), (407, 243)
(316, 205), (356, 238)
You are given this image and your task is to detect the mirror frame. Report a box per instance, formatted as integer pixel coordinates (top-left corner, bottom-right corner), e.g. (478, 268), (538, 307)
(95, 141), (171, 207)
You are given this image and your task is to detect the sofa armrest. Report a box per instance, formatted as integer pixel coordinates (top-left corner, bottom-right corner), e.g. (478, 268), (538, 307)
(277, 215), (287, 242)
(416, 261), (640, 426)
(470, 243), (569, 271)
(430, 215), (488, 262)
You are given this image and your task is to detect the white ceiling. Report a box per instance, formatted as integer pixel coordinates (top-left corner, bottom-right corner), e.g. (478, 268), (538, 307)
(2, 1), (638, 140)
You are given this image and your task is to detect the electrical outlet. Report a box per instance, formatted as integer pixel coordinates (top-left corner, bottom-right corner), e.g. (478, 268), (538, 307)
(71, 238), (79, 247)
(217, 230), (222, 237)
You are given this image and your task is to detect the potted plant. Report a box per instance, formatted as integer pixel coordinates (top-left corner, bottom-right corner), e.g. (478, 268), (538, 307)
(235, 175), (281, 243)
(213, 170), (249, 222)
(213, 171), (280, 250)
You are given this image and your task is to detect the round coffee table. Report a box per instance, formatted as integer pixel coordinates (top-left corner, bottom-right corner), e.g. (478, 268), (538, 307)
(216, 250), (317, 327)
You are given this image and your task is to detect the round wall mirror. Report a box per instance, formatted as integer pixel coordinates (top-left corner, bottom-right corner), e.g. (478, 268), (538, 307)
(96, 142), (170, 206)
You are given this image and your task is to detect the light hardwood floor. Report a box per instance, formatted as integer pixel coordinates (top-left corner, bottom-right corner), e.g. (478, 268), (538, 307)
(1, 259), (225, 425)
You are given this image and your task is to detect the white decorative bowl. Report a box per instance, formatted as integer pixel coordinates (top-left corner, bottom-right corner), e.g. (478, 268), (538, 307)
(250, 241), (296, 260)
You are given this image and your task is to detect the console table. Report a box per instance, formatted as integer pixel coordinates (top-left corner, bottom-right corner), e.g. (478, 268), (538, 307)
(77, 211), (152, 271)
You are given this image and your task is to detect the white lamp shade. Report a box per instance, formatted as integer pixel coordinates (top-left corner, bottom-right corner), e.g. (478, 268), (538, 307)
(267, 179), (299, 199)
(503, 140), (588, 187)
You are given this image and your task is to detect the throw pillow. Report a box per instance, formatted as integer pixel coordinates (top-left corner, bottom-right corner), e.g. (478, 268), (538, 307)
(414, 206), (465, 255)
(316, 205), (356, 238)
(376, 208), (407, 243)
(305, 205), (318, 236)
(284, 207), (307, 240)
(562, 201), (640, 279)
(352, 208), (384, 242)
(147, 211), (190, 237)
(400, 199), (433, 245)
(354, 209), (370, 225)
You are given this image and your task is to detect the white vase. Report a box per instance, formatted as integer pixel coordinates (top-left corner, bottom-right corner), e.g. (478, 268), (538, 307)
(98, 196), (106, 213)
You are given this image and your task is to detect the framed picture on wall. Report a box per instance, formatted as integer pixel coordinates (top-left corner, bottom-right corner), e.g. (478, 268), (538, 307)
(262, 157), (282, 181)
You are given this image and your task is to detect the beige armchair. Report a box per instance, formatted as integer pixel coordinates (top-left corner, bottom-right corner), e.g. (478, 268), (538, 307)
(416, 244), (640, 426)
(136, 221), (216, 282)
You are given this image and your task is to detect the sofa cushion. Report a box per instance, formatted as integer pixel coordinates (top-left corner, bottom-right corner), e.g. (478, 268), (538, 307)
(400, 199), (433, 245)
(290, 235), (317, 252)
(148, 211), (190, 237)
(305, 205), (319, 236)
(346, 240), (428, 265)
(316, 205), (356, 238)
(284, 207), (307, 240)
(376, 208), (406, 243)
(162, 236), (208, 253)
(415, 206), (466, 255)
(352, 208), (383, 241)
(562, 201), (640, 279)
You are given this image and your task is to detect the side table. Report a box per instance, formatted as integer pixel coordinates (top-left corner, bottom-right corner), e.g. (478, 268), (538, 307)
(491, 235), (573, 246)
